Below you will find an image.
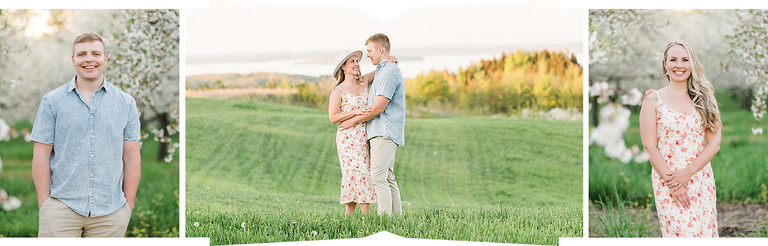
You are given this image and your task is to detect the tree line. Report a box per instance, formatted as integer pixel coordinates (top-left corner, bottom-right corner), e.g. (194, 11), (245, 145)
(405, 50), (582, 115)
(188, 50), (583, 116)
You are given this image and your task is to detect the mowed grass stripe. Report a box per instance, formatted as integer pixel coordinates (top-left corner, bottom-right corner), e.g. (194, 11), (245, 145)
(187, 98), (581, 206)
(185, 97), (583, 244)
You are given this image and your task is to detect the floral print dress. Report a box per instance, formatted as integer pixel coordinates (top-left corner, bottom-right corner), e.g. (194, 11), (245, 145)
(648, 89), (717, 237)
(335, 85), (376, 204)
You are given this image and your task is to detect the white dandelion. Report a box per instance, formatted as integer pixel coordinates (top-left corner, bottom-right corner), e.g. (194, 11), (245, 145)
(311, 230), (318, 236)
(194, 222), (200, 227)
(241, 222), (246, 229)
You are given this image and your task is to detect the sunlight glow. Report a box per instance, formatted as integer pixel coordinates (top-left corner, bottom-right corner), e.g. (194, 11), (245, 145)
(22, 9), (56, 39)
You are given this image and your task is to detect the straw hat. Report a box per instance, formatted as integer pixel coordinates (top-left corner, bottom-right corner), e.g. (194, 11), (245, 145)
(333, 50), (363, 80)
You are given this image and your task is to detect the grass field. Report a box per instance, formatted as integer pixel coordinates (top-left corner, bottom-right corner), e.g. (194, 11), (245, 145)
(589, 92), (768, 237)
(185, 97), (583, 245)
(0, 121), (179, 237)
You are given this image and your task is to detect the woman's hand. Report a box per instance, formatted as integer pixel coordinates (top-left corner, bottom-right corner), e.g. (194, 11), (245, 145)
(665, 168), (693, 191)
(669, 187), (691, 210)
(387, 56), (399, 64)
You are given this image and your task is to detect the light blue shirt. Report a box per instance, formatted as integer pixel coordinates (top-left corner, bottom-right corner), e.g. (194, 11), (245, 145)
(30, 75), (141, 217)
(366, 59), (405, 146)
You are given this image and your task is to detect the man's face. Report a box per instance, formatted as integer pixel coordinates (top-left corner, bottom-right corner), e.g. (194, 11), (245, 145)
(366, 42), (382, 65)
(72, 41), (107, 81)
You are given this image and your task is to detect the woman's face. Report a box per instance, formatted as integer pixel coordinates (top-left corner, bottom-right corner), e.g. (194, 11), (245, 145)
(664, 44), (691, 83)
(343, 56), (360, 76)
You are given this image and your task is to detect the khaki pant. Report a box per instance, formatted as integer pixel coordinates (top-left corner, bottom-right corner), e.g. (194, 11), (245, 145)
(369, 136), (401, 216)
(38, 197), (131, 237)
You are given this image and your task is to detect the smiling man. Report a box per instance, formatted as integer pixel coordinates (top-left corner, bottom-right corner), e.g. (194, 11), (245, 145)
(338, 33), (405, 216)
(30, 32), (141, 237)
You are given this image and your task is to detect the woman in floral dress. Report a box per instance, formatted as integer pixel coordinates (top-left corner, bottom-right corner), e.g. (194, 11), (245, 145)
(639, 40), (722, 237)
(328, 51), (397, 214)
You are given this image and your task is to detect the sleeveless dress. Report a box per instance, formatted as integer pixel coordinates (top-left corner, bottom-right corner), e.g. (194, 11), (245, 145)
(335, 85), (376, 204)
(647, 89), (718, 237)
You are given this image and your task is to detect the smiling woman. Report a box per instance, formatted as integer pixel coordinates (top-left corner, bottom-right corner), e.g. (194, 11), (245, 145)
(639, 40), (722, 237)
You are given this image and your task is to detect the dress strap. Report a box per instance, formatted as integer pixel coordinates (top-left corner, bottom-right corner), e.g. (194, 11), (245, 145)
(334, 86), (348, 94)
(644, 89), (662, 104)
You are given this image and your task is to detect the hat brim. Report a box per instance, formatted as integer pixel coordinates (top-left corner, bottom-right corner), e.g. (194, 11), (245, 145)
(334, 50), (363, 79)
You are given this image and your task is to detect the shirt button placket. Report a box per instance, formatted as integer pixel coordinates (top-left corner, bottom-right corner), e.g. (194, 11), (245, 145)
(89, 100), (96, 214)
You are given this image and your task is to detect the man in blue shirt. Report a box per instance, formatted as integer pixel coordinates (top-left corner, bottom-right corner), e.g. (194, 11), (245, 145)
(339, 33), (405, 216)
(30, 32), (141, 237)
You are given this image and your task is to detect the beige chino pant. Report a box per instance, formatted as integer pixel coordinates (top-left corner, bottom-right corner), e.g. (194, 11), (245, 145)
(38, 197), (131, 237)
(369, 136), (402, 216)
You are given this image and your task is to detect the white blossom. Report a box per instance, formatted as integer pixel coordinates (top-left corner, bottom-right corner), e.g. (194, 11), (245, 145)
(0, 119), (10, 141)
(590, 81), (614, 104)
(620, 88), (643, 106)
(752, 127), (763, 135)
(590, 102), (648, 163)
(2, 196), (21, 211)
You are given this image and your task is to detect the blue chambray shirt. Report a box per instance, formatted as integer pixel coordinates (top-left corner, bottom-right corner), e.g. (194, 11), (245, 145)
(366, 59), (405, 146)
(30, 75), (141, 217)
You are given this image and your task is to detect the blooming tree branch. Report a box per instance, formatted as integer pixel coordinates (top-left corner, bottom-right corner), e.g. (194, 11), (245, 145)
(727, 9), (768, 135)
(108, 10), (180, 162)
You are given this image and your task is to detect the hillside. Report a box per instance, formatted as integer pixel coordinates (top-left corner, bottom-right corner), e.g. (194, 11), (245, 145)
(185, 98), (583, 244)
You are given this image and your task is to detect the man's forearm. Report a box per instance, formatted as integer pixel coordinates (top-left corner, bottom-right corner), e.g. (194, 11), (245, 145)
(32, 160), (51, 205)
(32, 143), (53, 207)
(355, 109), (382, 123)
(122, 141), (141, 210)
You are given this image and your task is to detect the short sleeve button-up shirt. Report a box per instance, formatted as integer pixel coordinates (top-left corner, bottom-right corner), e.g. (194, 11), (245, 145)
(366, 59), (406, 146)
(30, 75), (141, 217)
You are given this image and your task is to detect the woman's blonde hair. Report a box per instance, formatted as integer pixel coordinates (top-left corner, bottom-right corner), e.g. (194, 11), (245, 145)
(661, 40), (722, 132)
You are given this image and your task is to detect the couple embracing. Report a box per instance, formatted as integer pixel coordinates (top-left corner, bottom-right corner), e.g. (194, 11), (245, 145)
(328, 33), (404, 216)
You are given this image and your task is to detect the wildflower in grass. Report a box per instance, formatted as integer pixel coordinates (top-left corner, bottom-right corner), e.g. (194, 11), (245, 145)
(361, 217), (365, 220)
(241, 222), (246, 229)
(752, 127), (763, 135)
(193, 222), (199, 227)
(311, 230), (317, 236)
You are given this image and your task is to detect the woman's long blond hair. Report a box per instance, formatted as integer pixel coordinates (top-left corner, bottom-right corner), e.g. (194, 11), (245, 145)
(661, 40), (722, 132)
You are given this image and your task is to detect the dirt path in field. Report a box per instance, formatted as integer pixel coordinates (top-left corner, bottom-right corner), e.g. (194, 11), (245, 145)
(590, 203), (768, 237)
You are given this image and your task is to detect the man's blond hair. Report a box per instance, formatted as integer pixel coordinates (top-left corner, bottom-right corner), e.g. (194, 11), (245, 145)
(72, 32), (105, 55)
(365, 33), (390, 53)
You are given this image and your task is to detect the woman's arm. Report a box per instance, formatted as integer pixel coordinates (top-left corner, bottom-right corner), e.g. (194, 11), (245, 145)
(639, 92), (672, 177)
(361, 55), (399, 87)
(328, 87), (369, 124)
(664, 126), (721, 191)
(640, 91), (690, 209)
(362, 72), (375, 87)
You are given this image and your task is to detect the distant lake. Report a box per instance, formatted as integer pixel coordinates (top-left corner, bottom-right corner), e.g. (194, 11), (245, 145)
(186, 52), (582, 79)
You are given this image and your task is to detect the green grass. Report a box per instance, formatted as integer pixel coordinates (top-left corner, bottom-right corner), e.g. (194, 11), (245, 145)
(589, 92), (768, 236)
(589, 186), (656, 237)
(590, 92), (768, 205)
(0, 129), (179, 237)
(185, 97), (583, 245)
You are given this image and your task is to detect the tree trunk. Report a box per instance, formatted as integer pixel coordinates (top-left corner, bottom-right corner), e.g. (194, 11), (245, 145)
(156, 112), (169, 162)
